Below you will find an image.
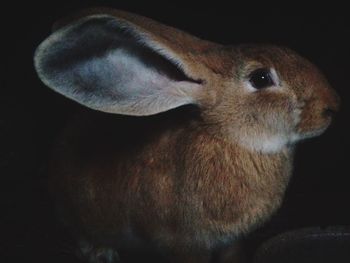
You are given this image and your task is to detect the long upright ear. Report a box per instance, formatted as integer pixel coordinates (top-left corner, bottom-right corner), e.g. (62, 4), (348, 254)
(34, 12), (212, 116)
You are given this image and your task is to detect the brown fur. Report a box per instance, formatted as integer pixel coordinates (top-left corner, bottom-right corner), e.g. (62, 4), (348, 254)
(38, 8), (340, 263)
(50, 107), (292, 261)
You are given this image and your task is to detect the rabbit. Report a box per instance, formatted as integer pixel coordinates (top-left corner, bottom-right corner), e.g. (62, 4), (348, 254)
(34, 7), (340, 263)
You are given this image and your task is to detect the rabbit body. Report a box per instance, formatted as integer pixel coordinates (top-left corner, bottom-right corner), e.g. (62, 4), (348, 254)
(50, 108), (292, 251)
(34, 8), (340, 262)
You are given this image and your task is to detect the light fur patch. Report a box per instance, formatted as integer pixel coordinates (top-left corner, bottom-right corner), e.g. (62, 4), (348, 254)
(238, 134), (290, 153)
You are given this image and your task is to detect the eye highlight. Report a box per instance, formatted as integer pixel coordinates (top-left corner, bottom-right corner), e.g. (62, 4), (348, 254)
(248, 68), (275, 90)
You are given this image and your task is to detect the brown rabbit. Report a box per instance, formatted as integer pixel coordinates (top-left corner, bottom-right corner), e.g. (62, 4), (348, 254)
(34, 8), (340, 263)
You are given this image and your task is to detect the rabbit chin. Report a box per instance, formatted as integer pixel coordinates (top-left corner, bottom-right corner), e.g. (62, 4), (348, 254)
(237, 125), (329, 153)
(292, 124), (330, 142)
(237, 134), (291, 154)
(236, 120), (331, 153)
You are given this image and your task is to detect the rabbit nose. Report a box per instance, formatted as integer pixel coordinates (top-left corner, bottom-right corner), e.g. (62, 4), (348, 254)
(320, 87), (341, 118)
(322, 107), (338, 118)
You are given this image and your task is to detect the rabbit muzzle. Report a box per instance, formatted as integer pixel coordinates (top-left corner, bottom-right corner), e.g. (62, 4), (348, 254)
(294, 85), (340, 140)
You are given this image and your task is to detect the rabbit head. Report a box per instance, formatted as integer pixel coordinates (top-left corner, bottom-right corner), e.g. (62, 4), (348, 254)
(34, 9), (339, 155)
(203, 44), (340, 153)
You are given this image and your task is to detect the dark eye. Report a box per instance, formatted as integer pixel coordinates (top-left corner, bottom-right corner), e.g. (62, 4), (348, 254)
(249, 68), (274, 89)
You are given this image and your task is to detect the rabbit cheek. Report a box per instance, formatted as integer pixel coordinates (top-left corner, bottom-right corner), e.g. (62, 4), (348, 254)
(233, 113), (290, 153)
(235, 94), (297, 153)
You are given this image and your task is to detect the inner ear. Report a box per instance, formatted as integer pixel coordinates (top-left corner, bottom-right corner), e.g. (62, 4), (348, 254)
(44, 16), (201, 84)
(124, 40), (202, 84)
(135, 46), (203, 84)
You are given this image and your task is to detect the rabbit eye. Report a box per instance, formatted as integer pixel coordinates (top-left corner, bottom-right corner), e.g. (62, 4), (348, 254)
(249, 68), (274, 90)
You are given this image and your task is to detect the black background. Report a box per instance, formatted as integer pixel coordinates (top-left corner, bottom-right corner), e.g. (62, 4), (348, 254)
(1, 1), (349, 262)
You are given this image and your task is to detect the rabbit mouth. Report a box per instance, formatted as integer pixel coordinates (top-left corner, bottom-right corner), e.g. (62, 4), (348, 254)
(293, 120), (331, 141)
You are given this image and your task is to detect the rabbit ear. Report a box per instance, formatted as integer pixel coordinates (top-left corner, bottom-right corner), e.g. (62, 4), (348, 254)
(34, 13), (209, 115)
